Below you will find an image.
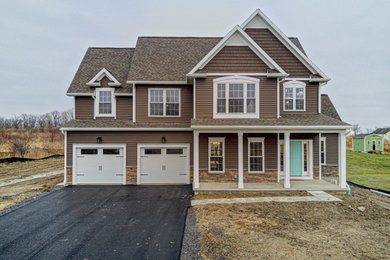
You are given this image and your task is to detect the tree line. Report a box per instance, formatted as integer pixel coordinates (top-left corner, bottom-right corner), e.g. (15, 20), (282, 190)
(0, 109), (73, 129)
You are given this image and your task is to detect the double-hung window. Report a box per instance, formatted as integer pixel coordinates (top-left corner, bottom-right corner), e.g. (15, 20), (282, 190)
(248, 138), (265, 173)
(214, 76), (259, 118)
(95, 88), (116, 118)
(283, 81), (306, 111)
(320, 137), (326, 165)
(209, 138), (225, 173)
(149, 88), (180, 117)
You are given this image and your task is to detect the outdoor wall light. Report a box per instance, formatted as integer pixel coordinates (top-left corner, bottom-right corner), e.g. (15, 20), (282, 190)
(162, 137), (166, 143)
(97, 137), (102, 144)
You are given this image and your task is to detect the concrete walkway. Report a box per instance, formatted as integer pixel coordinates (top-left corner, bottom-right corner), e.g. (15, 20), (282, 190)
(191, 191), (341, 206)
(0, 170), (63, 187)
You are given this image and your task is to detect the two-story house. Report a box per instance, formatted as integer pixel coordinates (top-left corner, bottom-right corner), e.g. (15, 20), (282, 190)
(61, 9), (350, 190)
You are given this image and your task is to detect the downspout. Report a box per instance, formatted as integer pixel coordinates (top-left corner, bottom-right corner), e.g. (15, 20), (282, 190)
(132, 83), (136, 123)
(277, 78), (280, 118)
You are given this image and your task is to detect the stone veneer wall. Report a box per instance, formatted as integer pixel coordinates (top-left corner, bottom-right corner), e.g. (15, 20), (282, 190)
(243, 170), (277, 183)
(199, 169), (237, 183)
(126, 167), (137, 184)
(66, 167), (72, 185)
(313, 167), (319, 180)
(321, 165), (339, 185)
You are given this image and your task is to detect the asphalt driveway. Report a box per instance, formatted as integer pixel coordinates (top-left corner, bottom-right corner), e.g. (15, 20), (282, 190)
(0, 185), (193, 260)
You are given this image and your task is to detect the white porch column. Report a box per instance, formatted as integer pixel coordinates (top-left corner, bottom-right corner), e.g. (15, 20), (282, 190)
(193, 131), (200, 189)
(339, 132), (347, 188)
(284, 132), (290, 188)
(238, 132), (244, 189)
(319, 133), (322, 180)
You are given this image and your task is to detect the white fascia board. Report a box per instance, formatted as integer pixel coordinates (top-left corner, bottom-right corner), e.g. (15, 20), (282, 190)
(126, 80), (189, 85)
(241, 9), (330, 81)
(188, 25), (286, 75)
(60, 127), (193, 131)
(186, 73), (207, 78)
(86, 68), (121, 86)
(67, 93), (94, 96)
(191, 125), (351, 131)
(114, 93), (133, 96)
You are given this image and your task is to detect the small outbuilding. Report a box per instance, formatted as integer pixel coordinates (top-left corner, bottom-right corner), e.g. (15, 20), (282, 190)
(352, 134), (384, 153)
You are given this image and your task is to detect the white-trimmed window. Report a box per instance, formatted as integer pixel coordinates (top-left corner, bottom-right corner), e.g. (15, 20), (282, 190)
(95, 88), (116, 118)
(213, 76), (259, 118)
(149, 88), (180, 117)
(209, 138), (225, 173)
(283, 81), (306, 111)
(378, 140), (381, 145)
(248, 138), (265, 173)
(320, 137), (326, 165)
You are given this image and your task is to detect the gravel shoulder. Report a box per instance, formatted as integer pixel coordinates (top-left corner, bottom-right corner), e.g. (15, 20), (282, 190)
(180, 207), (201, 260)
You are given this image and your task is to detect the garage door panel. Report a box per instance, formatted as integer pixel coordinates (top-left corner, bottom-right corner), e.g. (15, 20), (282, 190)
(75, 146), (125, 184)
(139, 146), (189, 184)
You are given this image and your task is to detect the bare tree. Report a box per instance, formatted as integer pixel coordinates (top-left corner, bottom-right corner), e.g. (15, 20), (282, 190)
(351, 124), (360, 136)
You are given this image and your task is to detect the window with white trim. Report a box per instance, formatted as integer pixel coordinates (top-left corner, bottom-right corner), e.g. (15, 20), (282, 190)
(248, 138), (264, 173)
(213, 76), (259, 118)
(209, 138), (225, 173)
(320, 137), (326, 165)
(149, 88), (180, 116)
(283, 81), (306, 111)
(95, 88), (116, 118)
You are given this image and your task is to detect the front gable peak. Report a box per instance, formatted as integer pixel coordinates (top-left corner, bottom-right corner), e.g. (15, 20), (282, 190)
(86, 68), (121, 87)
(188, 25), (287, 75)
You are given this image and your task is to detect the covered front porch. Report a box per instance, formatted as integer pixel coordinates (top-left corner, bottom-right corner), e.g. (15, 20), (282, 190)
(192, 129), (347, 191)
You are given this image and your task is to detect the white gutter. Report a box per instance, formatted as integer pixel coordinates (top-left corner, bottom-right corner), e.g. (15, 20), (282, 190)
(187, 73), (207, 78)
(67, 93), (94, 96)
(191, 125), (351, 130)
(60, 127), (193, 132)
(267, 73), (289, 78)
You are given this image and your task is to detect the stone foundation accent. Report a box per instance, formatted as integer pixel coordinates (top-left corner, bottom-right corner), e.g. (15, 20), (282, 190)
(126, 167), (137, 184)
(313, 167), (319, 180)
(243, 170), (277, 183)
(322, 165), (339, 177)
(66, 167), (72, 185)
(199, 169), (237, 183)
(322, 165), (339, 185)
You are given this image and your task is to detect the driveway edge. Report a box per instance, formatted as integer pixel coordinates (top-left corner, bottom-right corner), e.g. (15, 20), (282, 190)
(180, 207), (201, 260)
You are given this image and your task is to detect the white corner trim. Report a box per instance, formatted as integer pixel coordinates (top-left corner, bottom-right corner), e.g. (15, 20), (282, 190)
(277, 78), (280, 118)
(241, 9), (330, 81)
(188, 25), (286, 75)
(193, 78), (196, 119)
(87, 68), (121, 87)
(132, 84), (136, 123)
(63, 130), (67, 184)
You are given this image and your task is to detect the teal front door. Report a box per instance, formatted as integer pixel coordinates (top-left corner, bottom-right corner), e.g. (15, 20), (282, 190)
(290, 141), (302, 176)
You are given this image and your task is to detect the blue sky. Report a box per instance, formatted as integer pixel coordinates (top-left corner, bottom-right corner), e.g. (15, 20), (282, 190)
(0, 0), (389, 131)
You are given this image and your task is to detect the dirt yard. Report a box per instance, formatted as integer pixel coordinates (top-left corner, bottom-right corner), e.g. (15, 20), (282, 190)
(194, 187), (390, 259)
(0, 158), (63, 211)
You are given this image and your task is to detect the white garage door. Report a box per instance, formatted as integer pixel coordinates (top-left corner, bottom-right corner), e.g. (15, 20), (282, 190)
(74, 146), (125, 184)
(139, 145), (189, 184)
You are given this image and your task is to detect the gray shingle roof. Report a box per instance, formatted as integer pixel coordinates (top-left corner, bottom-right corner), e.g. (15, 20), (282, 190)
(372, 127), (390, 134)
(288, 37), (306, 56)
(127, 37), (221, 82)
(354, 134), (370, 138)
(191, 114), (349, 127)
(67, 48), (135, 94)
(321, 94), (341, 120)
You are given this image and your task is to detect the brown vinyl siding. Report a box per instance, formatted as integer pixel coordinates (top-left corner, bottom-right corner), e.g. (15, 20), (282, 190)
(244, 133), (278, 171)
(136, 85), (193, 123)
(322, 133), (339, 165)
(245, 28), (312, 78)
(199, 133), (238, 170)
(75, 96), (132, 120)
(67, 131), (193, 167)
(280, 81), (319, 115)
(195, 76), (277, 119)
(116, 97), (132, 120)
(204, 46), (270, 73)
(75, 97), (94, 120)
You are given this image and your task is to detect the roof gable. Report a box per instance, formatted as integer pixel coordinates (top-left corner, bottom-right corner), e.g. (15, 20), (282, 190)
(188, 26), (287, 75)
(86, 68), (121, 87)
(241, 9), (329, 81)
(373, 127), (390, 134)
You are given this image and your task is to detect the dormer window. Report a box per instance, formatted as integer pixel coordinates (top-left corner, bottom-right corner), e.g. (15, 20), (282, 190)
(94, 88), (116, 118)
(213, 76), (260, 118)
(283, 81), (306, 111)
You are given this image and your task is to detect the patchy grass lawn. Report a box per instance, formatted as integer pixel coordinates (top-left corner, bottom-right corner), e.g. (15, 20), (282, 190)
(347, 150), (390, 190)
(194, 187), (390, 259)
(0, 158), (63, 211)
